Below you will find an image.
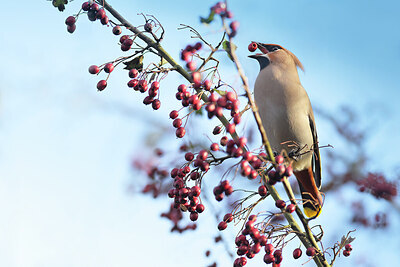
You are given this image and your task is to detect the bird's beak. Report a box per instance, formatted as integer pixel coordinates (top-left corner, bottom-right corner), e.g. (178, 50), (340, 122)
(248, 54), (261, 59)
(255, 42), (270, 54)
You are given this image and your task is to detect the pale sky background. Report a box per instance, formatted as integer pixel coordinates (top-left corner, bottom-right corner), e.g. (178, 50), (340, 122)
(0, 1), (399, 267)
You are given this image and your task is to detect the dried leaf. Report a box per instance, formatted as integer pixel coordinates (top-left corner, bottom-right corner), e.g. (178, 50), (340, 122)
(52, 0), (68, 12)
(123, 55), (144, 72)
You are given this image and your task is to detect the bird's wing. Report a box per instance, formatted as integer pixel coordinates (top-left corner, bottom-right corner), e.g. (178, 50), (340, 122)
(308, 114), (322, 189)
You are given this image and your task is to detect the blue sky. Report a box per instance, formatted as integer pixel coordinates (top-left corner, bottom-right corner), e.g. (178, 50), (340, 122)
(0, 0), (399, 267)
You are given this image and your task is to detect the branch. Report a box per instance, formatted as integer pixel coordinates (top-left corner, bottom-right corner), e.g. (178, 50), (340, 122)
(99, 0), (240, 140)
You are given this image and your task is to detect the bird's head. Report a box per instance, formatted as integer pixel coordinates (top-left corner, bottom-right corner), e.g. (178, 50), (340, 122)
(249, 42), (304, 72)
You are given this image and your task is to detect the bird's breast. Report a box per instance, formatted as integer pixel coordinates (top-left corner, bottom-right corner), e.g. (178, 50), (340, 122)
(254, 68), (313, 170)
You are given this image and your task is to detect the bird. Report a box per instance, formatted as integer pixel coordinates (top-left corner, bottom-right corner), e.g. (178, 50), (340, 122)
(249, 43), (323, 218)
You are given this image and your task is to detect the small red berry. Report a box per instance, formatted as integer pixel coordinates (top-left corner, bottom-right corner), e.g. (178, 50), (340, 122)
(88, 65), (100, 74)
(190, 212), (199, 221)
(65, 16), (76, 26)
(226, 123), (236, 134)
(275, 155), (284, 164)
(248, 42), (258, 52)
(306, 247), (316, 257)
(210, 143), (219, 151)
(275, 200), (286, 209)
(293, 248), (302, 259)
(169, 110), (179, 119)
(343, 250), (351, 257)
(152, 99), (161, 110)
(173, 119), (182, 128)
(127, 79), (139, 88)
(286, 204), (296, 213)
(258, 185), (268, 197)
(203, 80), (212, 91)
(192, 72), (201, 84)
(263, 254), (275, 264)
(265, 244), (274, 254)
(345, 244), (352, 251)
(218, 221), (228, 231)
(96, 80), (107, 91)
(196, 203), (205, 213)
(129, 68), (139, 78)
(186, 61), (196, 71)
(176, 127), (186, 138)
(104, 63), (114, 73)
(223, 213), (233, 223)
(112, 26), (122, 35)
(144, 22), (153, 32)
(194, 42), (202, 50)
(82, 2), (90, 11)
(230, 21), (239, 31)
(67, 24), (76, 33)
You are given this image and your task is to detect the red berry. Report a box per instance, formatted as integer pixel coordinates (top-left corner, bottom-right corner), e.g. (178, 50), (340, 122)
(191, 185), (201, 197)
(96, 80), (107, 91)
(203, 80), (212, 91)
(265, 244), (274, 254)
(129, 68), (139, 78)
(275, 155), (284, 164)
(198, 150), (208, 160)
(100, 16), (109, 25)
(96, 9), (106, 20)
(104, 63), (114, 73)
(144, 22), (153, 32)
(196, 203), (205, 213)
(230, 21), (239, 31)
(190, 212), (199, 221)
(343, 250), (351, 257)
(210, 143), (219, 151)
(275, 200), (286, 209)
(218, 221), (228, 231)
(143, 96), (153, 105)
(209, 93), (218, 102)
(223, 213), (233, 223)
(194, 42), (202, 50)
(151, 81), (160, 90)
(67, 24), (76, 33)
(152, 99), (161, 110)
(112, 26), (122, 35)
(226, 123), (236, 134)
(263, 254), (275, 264)
(248, 42), (258, 52)
(220, 136), (228, 146)
(345, 244), (352, 251)
(65, 16), (76, 26)
(286, 204), (296, 213)
(184, 152), (194, 161)
(127, 79), (138, 88)
(258, 185), (268, 197)
(186, 61), (196, 71)
(88, 65), (100, 74)
(258, 235), (267, 246)
(285, 166), (293, 177)
(192, 72), (201, 84)
(293, 248), (302, 259)
(82, 2), (90, 11)
(306, 247), (316, 256)
(213, 126), (222, 135)
(234, 114), (241, 124)
(176, 127), (186, 138)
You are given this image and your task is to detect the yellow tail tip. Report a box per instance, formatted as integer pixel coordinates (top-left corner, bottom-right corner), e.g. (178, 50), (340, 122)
(304, 207), (322, 218)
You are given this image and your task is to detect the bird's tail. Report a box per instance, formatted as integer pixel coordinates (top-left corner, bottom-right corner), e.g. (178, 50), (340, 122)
(294, 167), (323, 218)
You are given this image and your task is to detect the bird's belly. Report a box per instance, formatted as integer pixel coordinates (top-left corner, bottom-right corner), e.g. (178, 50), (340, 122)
(258, 100), (313, 171)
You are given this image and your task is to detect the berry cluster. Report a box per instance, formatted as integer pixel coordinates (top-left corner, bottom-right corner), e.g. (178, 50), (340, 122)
(65, 15), (76, 33)
(167, 148), (217, 222)
(181, 42), (203, 71)
(210, 2), (238, 37)
(82, 1), (109, 25)
(343, 244), (352, 257)
(267, 155), (293, 185)
(213, 180), (233, 202)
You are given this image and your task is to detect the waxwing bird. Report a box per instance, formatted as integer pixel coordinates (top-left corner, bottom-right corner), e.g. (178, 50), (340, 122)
(249, 43), (323, 218)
